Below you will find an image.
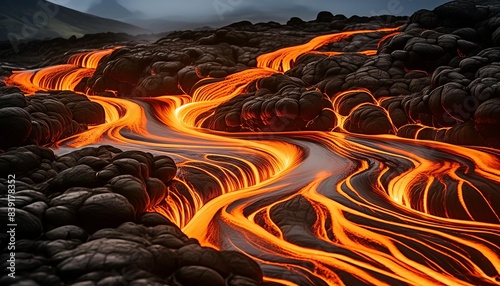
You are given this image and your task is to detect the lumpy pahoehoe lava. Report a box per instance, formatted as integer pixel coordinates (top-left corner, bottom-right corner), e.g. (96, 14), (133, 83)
(1, 1), (500, 285)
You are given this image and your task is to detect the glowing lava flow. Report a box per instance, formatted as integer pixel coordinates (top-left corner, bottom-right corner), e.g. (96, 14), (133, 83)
(180, 27), (500, 285)
(4, 26), (500, 285)
(67, 49), (117, 69)
(5, 48), (116, 93)
(183, 133), (500, 285)
(176, 68), (276, 128)
(256, 27), (399, 72)
(56, 93), (299, 228)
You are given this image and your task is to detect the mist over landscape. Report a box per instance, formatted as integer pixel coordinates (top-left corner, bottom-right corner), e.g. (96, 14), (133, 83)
(50, 0), (450, 32)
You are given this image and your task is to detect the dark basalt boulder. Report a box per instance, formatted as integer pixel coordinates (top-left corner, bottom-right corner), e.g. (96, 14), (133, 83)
(287, 17), (306, 26)
(474, 98), (500, 148)
(0, 89), (105, 150)
(203, 74), (337, 132)
(316, 11), (335, 23)
(0, 107), (32, 149)
(343, 104), (395, 135)
(0, 145), (263, 285)
(335, 91), (376, 116)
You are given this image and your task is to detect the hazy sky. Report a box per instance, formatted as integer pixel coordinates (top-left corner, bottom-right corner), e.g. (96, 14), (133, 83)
(49, 0), (450, 30)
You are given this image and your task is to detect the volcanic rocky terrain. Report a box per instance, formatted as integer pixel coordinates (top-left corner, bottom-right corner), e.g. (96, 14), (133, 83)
(1, 1), (500, 285)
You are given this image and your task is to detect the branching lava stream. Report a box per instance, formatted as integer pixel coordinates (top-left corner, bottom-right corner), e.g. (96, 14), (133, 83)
(5, 28), (500, 285)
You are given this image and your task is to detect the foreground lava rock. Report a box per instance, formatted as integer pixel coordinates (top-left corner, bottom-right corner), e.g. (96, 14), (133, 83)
(0, 87), (105, 150)
(0, 145), (263, 285)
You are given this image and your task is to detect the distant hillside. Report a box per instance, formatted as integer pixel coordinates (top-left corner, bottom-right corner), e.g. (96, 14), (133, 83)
(84, 0), (190, 33)
(0, 0), (148, 44)
(86, 0), (136, 21)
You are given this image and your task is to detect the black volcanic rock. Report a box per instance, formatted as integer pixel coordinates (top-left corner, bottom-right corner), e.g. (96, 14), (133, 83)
(73, 0), (500, 149)
(474, 98), (500, 148)
(203, 74), (337, 132)
(0, 32), (159, 69)
(336, 91), (376, 116)
(199, 0), (500, 149)
(3, 0), (500, 150)
(0, 88), (105, 150)
(316, 11), (335, 23)
(0, 145), (262, 286)
(344, 104), (396, 135)
(287, 17), (306, 26)
(0, 107), (32, 148)
(84, 14), (407, 97)
(2, 1), (500, 285)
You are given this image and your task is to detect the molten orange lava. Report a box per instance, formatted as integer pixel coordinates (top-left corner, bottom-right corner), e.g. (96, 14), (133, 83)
(5, 48), (116, 93)
(4, 26), (500, 285)
(257, 27), (399, 72)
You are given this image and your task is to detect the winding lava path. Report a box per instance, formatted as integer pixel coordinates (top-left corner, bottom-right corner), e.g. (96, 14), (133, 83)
(5, 28), (500, 285)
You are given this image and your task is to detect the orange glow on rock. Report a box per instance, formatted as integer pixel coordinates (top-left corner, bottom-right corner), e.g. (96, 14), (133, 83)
(5, 48), (116, 93)
(3, 27), (500, 285)
(256, 27), (399, 72)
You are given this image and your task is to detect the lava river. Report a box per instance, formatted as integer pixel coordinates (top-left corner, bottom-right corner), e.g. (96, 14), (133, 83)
(5, 28), (500, 286)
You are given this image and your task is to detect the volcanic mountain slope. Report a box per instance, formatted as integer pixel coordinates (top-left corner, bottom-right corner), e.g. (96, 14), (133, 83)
(0, 0), (147, 43)
(86, 0), (136, 22)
